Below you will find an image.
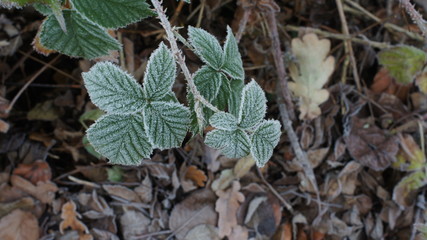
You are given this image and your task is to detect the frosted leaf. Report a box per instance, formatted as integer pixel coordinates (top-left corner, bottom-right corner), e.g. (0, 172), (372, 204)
(194, 66), (224, 101)
(188, 27), (224, 70)
(222, 26), (244, 80)
(39, 10), (120, 59)
(205, 129), (250, 159)
(71, 0), (154, 29)
(87, 114), (153, 165)
(238, 80), (266, 129)
(209, 112), (238, 131)
(143, 43), (177, 101)
(227, 79), (244, 117)
(83, 62), (145, 114)
(250, 120), (281, 167)
(143, 102), (190, 149)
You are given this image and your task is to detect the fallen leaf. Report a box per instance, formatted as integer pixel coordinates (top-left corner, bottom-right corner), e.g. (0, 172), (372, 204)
(344, 117), (399, 171)
(228, 225), (249, 240)
(371, 68), (409, 100)
(184, 165), (207, 187)
(120, 208), (151, 239)
(13, 160), (52, 184)
(211, 169), (234, 191)
(393, 134), (426, 171)
(27, 100), (60, 121)
(215, 181), (245, 238)
(60, 200), (90, 236)
(0, 209), (39, 240)
(0, 119), (9, 133)
(393, 171), (427, 208)
(0, 197), (34, 218)
(134, 175), (153, 203)
(272, 222), (292, 240)
(169, 189), (217, 240)
(11, 175), (58, 204)
(102, 185), (140, 202)
(288, 33), (335, 120)
(183, 224), (220, 240)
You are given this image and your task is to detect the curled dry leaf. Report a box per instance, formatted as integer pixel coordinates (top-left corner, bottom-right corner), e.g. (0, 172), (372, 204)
(215, 181), (245, 238)
(344, 117), (399, 171)
(0, 209), (39, 240)
(169, 189), (218, 240)
(288, 33), (334, 120)
(102, 184), (140, 202)
(183, 224), (220, 240)
(11, 175), (58, 204)
(184, 165), (207, 187)
(134, 175), (153, 203)
(392, 134), (426, 171)
(120, 208), (151, 239)
(60, 200), (91, 237)
(13, 160), (52, 184)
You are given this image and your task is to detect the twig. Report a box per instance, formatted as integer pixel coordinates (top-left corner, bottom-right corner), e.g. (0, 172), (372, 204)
(5, 55), (60, 114)
(283, 25), (391, 49)
(263, 0), (322, 222)
(335, 0), (362, 91)
(344, 0), (424, 42)
(151, 0), (219, 113)
(236, 7), (252, 43)
(400, 0), (427, 38)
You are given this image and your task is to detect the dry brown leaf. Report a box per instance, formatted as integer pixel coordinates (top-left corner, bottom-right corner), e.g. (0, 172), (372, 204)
(211, 169), (234, 191)
(102, 185), (140, 202)
(169, 189), (217, 240)
(60, 201), (89, 234)
(184, 165), (207, 187)
(272, 222), (292, 240)
(120, 208), (151, 239)
(0, 119), (9, 133)
(183, 224), (220, 240)
(228, 225), (249, 240)
(13, 160), (52, 184)
(288, 33), (334, 120)
(11, 175), (58, 204)
(134, 175), (153, 203)
(0, 209), (39, 240)
(0, 197), (35, 218)
(215, 181), (245, 238)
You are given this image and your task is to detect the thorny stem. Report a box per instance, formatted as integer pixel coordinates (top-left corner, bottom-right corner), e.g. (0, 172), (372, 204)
(400, 0), (427, 38)
(151, 0), (220, 113)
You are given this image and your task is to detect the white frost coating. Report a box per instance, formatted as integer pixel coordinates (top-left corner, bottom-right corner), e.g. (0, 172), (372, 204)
(205, 129), (250, 158)
(87, 114), (153, 165)
(143, 43), (177, 101)
(83, 62), (145, 114)
(222, 26), (244, 80)
(188, 26), (224, 70)
(250, 120), (282, 167)
(237, 80), (267, 129)
(209, 111), (237, 131)
(143, 101), (190, 149)
(193, 66), (223, 101)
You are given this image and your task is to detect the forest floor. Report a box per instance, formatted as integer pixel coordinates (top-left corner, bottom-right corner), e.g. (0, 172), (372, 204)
(1, 0), (427, 239)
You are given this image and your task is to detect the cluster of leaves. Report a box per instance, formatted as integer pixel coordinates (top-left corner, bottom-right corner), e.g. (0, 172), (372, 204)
(188, 27), (281, 167)
(84, 44), (190, 165)
(4, 0), (154, 59)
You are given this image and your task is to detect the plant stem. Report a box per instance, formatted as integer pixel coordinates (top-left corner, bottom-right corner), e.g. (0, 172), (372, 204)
(399, 0), (427, 38)
(150, 0), (219, 113)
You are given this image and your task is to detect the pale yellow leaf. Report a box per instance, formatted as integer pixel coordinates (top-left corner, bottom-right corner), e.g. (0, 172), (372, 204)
(289, 33), (335, 120)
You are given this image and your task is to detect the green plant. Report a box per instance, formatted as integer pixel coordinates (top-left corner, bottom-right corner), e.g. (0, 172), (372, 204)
(2, 0), (282, 167)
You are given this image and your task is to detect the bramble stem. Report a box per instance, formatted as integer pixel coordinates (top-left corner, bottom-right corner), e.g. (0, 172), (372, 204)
(151, 0), (220, 113)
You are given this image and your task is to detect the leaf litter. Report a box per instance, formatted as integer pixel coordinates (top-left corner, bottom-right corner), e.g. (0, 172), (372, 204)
(2, 0), (427, 239)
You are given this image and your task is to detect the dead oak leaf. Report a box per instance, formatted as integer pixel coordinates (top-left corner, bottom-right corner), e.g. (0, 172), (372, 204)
(184, 165), (207, 187)
(215, 181), (245, 238)
(11, 175), (58, 204)
(289, 33), (335, 120)
(60, 200), (92, 239)
(0, 209), (39, 240)
(344, 117), (399, 171)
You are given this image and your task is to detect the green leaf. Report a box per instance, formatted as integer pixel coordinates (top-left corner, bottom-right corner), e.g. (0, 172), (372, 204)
(222, 26), (244, 80)
(378, 45), (427, 84)
(82, 135), (102, 159)
(143, 102), (190, 149)
(107, 166), (123, 182)
(250, 120), (281, 167)
(83, 62), (145, 114)
(70, 0), (154, 29)
(393, 170), (427, 208)
(39, 10), (121, 59)
(188, 26), (224, 70)
(209, 112), (238, 131)
(194, 66), (224, 101)
(87, 114), (153, 165)
(79, 109), (104, 129)
(143, 43), (176, 101)
(1, 0), (50, 7)
(238, 80), (266, 129)
(228, 79), (244, 116)
(205, 129), (250, 158)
